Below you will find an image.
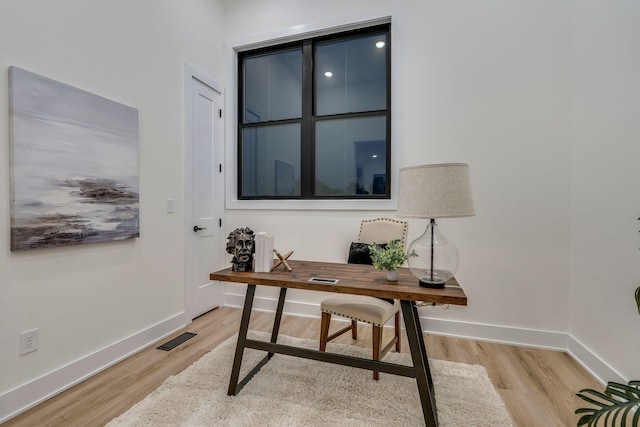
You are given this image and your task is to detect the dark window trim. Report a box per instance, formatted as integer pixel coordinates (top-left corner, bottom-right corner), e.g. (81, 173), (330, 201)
(237, 23), (391, 201)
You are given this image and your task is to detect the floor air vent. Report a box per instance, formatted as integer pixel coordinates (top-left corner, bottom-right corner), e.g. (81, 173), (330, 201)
(157, 332), (197, 351)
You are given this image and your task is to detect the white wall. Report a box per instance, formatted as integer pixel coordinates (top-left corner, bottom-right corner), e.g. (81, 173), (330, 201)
(224, 0), (573, 341)
(0, 0), (225, 421)
(569, 0), (640, 381)
(224, 0), (640, 383)
(2, 0), (639, 421)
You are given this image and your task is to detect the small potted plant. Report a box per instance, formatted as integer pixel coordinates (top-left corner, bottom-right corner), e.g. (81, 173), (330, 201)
(368, 239), (416, 281)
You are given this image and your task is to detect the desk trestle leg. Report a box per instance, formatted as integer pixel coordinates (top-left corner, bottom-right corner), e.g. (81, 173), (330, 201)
(269, 288), (287, 354)
(228, 285), (288, 396)
(227, 284), (256, 395)
(401, 300), (438, 427)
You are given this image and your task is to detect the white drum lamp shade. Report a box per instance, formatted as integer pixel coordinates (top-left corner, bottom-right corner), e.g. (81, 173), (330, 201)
(397, 163), (475, 288)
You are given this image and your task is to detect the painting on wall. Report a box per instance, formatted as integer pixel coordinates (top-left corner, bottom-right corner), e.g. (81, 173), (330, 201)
(9, 66), (139, 251)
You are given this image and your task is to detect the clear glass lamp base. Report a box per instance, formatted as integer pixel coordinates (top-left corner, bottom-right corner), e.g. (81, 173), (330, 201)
(407, 220), (459, 289)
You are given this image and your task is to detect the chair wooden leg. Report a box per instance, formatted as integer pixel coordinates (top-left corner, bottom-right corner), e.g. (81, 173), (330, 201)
(372, 325), (382, 380)
(351, 319), (358, 340)
(319, 312), (331, 351)
(394, 311), (401, 352)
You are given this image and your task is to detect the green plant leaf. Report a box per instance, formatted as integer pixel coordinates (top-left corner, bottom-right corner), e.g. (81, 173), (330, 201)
(368, 239), (413, 271)
(577, 413), (593, 426)
(575, 381), (640, 426)
(607, 382), (640, 400)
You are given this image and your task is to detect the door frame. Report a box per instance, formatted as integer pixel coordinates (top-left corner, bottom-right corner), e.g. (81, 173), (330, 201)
(183, 63), (226, 322)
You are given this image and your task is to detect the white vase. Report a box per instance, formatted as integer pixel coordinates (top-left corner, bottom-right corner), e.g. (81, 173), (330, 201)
(386, 270), (399, 281)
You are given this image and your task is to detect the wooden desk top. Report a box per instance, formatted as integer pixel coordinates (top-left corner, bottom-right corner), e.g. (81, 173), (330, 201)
(210, 260), (467, 306)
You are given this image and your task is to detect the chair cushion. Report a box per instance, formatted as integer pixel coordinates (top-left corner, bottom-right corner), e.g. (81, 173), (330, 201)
(321, 295), (400, 327)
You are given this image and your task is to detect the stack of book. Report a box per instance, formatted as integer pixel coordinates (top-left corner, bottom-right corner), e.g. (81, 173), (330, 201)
(254, 232), (274, 272)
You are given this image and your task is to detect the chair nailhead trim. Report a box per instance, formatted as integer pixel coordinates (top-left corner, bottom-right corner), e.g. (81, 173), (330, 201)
(321, 309), (384, 327)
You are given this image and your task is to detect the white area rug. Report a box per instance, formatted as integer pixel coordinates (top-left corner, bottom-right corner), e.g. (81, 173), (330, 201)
(107, 332), (512, 426)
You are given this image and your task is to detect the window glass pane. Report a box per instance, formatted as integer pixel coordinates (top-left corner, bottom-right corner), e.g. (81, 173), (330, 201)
(243, 48), (302, 123)
(241, 124), (301, 197)
(315, 33), (387, 116)
(315, 116), (386, 196)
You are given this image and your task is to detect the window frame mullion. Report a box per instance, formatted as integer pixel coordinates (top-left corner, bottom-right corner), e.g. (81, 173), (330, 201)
(300, 39), (314, 198)
(237, 23), (391, 201)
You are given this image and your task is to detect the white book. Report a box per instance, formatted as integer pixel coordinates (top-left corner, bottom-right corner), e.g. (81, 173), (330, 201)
(263, 234), (274, 271)
(255, 232), (267, 272)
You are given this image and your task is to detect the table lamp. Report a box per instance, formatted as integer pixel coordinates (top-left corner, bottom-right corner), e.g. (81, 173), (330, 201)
(397, 163), (475, 288)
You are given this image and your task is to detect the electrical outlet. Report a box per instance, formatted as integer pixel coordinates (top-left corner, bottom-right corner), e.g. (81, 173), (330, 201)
(19, 328), (39, 356)
(166, 198), (175, 214)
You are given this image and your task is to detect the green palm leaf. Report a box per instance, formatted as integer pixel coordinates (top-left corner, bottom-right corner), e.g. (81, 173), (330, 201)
(576, 381), (640, 426)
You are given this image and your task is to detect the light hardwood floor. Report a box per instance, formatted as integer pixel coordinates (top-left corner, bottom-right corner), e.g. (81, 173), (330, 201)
(4, 306), (601, 427)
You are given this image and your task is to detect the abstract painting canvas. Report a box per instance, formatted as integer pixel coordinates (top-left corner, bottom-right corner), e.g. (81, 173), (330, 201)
(9, 66), (139, 250)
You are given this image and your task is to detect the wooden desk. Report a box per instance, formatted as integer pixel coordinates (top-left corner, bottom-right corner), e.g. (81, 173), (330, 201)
(210, 260), (467, 427)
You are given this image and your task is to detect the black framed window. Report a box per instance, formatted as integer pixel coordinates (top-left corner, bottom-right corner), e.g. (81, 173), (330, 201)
(238, 24), (390, 200)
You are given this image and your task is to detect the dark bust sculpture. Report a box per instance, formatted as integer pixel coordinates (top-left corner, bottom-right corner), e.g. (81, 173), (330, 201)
(226, 227), (255, 272)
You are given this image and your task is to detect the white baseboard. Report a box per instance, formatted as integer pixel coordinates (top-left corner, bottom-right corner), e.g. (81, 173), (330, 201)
(225, 291), (321, 318)
(566, 335), (626, 385)
(225, 292), (568, 347)
(2, 294), (619, 423)
(0, 312), (188, 424)
(225, 291), (617, 386)
(417, 315), (568, 351)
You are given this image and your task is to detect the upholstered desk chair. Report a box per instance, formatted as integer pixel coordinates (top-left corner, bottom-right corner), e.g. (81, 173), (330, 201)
(319, 218), (408, 380)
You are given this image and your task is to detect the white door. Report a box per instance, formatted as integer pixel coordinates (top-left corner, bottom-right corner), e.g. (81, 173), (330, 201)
(185, 67), (225, 320)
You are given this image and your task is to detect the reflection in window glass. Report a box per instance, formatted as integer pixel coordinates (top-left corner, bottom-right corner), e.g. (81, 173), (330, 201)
(315, 116), (386, 196)
(315, 33), (387, 116)
(243, 48), (302, 123)
(241, 124), (301, 197)
(238, 24), (390, 201)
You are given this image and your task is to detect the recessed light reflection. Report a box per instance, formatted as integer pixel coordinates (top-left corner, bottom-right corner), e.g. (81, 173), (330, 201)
(324, 71), (333, 77)
(372, 154), (378, 158)
(375, 41), (385, 49)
